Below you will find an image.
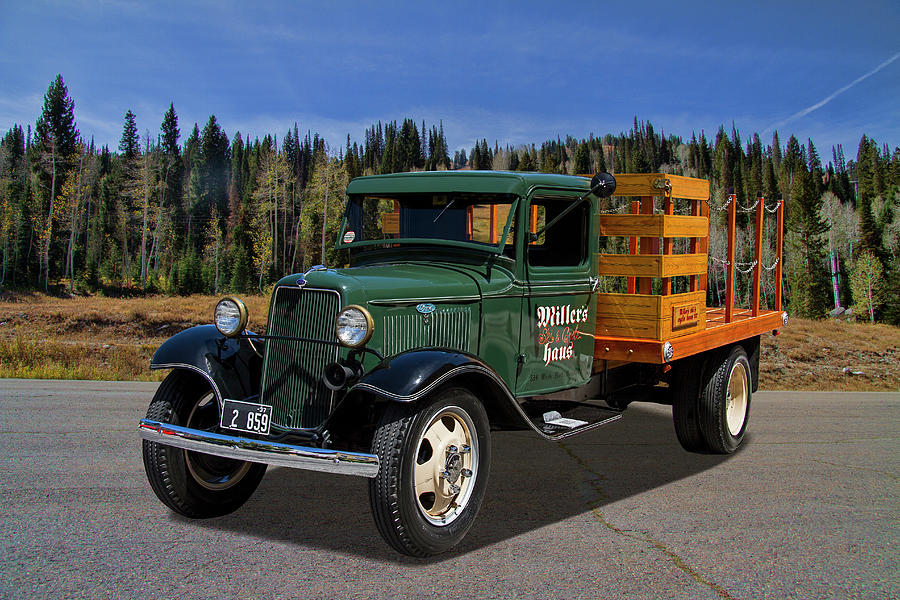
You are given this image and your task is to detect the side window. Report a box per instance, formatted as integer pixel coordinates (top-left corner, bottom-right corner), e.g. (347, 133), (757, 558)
(527, 197), (589, 267)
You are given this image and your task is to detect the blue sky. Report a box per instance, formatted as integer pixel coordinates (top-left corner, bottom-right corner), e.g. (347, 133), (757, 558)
(1, 1), (898, 160)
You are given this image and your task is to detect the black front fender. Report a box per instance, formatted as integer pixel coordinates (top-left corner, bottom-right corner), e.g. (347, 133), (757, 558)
(151, 325), (262, 405)
(348, 350), (528, 430)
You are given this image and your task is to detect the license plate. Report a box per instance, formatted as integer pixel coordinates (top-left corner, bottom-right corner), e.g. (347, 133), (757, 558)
(220, 399), (273, 435)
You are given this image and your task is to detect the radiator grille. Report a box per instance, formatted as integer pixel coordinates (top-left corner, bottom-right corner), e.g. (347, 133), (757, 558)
(260, 287), (341, 429)
(382, 307), (471, 356)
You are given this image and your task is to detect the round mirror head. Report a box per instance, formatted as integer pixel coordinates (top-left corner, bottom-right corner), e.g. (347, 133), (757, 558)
(590, 172), (617, 198)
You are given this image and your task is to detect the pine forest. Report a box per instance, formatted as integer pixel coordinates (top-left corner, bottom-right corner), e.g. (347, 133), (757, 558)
(1, 75), (898, 324)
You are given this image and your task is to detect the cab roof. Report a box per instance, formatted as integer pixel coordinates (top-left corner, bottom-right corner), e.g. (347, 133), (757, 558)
(345, 170), (591, 197)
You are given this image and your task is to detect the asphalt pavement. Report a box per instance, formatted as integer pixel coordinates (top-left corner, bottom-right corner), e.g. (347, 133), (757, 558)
(0, 379), (897, 599)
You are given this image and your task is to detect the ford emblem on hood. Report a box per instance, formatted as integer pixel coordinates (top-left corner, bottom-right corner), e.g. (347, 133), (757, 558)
(416, 303), (436, 315)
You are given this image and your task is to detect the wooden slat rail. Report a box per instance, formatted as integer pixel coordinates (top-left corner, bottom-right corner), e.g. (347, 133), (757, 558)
(597, 254), (708, 277)
(598, 214), (709, 237)
(601, 173), (711, 201)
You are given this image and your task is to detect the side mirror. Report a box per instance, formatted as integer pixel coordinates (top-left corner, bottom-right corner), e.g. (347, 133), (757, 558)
(589, 172), (616, 198)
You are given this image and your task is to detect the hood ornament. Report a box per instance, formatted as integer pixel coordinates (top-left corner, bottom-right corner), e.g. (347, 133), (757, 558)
(298, 264), (327, 287)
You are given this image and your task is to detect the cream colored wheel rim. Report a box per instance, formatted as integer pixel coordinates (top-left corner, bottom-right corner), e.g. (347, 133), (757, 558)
(412, 407), (478, 526)
(185, 393), (251, 491)
(726, 362), (749, 437)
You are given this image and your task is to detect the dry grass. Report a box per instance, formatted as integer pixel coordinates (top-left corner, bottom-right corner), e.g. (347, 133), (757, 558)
(760, 317), (899, 391)
(0, 292), (269, 381)
(1, 292), (897, 391)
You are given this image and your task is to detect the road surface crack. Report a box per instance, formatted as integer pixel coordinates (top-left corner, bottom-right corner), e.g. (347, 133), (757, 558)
(558, 442), (738, 600)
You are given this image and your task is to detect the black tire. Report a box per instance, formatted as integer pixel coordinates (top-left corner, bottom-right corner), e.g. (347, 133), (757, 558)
(142, 370), (267, 518)
(368, 387), (491, 557)
(671, 356), (711, 453)
(699, 345), (752, 454)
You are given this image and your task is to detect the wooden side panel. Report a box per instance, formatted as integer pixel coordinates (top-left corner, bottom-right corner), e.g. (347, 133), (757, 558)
(598, 214), (708, 237)
(594, 291), (706, 342)
(595, 293), (661, 339)
(597, 254), (708, 277)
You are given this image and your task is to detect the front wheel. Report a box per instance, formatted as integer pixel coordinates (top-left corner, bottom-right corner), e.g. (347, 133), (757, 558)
(142, 370), (267, 518)
(369, 387), (491, 556)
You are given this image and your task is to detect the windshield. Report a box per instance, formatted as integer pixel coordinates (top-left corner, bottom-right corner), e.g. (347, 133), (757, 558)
(339, 193), (518, 252)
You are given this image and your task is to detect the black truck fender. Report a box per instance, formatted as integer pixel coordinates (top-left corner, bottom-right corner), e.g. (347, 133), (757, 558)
(348, 349), (528, 430)
(150, 324), (262, 406)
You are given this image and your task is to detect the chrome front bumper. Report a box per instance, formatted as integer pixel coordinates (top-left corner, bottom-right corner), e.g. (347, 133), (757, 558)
(138, 419), (380, 478)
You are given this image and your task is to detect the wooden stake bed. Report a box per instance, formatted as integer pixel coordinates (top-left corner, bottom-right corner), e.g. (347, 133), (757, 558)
(588, 173), (785, 369)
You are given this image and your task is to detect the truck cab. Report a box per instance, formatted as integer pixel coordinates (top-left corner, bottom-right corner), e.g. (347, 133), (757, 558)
(140, 170), (786, 556)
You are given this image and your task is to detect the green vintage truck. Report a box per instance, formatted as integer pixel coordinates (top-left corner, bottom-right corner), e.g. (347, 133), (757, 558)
(140, 170), (786, 556)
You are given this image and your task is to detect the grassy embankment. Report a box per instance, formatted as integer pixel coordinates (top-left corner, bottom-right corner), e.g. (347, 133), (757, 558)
(0, 293), (897, 391)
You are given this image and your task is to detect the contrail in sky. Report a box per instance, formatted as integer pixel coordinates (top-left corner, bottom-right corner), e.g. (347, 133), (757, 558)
(764, 51), (900, 133)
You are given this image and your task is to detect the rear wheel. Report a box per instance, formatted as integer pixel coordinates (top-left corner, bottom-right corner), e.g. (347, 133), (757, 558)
(699, 345), (752, 454)
(142, 371), (267, 518)
(369, 387), (491, 556)
(671, 356), (710, 453)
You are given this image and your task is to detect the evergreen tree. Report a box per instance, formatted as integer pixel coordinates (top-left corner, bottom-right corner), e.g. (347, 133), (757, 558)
(33, 74), (79, 290)
(573, 141), (591, 175)
(787, 168), (830, 317)
(119, 110), (139, 159)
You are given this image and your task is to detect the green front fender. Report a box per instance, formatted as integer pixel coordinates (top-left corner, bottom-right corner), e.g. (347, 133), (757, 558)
(349, 349), (528, 430)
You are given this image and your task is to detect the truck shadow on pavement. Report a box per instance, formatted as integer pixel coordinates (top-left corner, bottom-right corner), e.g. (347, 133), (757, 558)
(186, 403), (734, 563)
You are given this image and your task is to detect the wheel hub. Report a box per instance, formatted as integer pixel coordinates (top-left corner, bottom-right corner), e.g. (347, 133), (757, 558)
(444, 452), (463, 484)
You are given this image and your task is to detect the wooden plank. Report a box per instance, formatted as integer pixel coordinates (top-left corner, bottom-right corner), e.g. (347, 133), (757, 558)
(605, 173), (710, 201)
(597, 254), (708, 277)
(595, 315), (660, 339)
(595, 293), (661, 319)
(610, 174), (665, 198)
(662, 254), (707, 277)
(599, 214), (709, 238)
(666, 174), (710, 201)
(593, 338), (665, 364)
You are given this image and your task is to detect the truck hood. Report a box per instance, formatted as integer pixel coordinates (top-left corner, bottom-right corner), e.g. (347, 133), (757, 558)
(284, 263), (484, 305)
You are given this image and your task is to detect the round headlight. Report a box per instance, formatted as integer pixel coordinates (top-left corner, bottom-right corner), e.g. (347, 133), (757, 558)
(214, 296), (248, 337)
(335, 305), (373, 348)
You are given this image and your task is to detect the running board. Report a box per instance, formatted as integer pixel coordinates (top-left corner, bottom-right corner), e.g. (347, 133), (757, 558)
(518, 400), (623, 440)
